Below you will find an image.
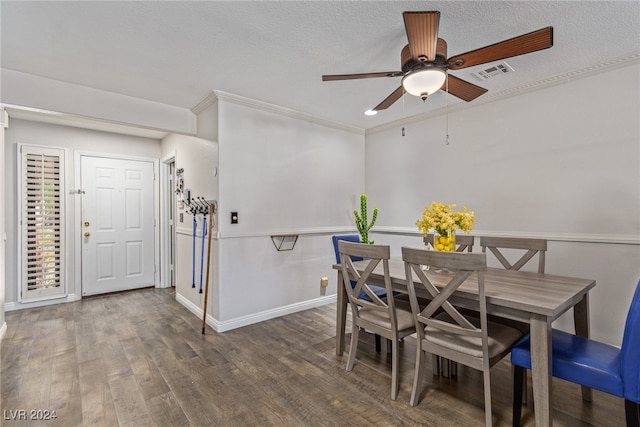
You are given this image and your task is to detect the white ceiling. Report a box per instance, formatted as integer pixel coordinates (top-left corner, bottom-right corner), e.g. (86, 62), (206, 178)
(2, 1), (639, 130)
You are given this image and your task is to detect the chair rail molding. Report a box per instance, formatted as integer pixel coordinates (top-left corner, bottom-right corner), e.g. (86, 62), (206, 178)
(371, 226), (640, 245)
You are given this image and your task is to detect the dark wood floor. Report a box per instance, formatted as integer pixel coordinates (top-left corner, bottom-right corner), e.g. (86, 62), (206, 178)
(1, 288), (626, 426)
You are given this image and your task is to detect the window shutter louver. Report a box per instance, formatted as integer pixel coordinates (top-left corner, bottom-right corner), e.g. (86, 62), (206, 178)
(20, 145), (66, 300)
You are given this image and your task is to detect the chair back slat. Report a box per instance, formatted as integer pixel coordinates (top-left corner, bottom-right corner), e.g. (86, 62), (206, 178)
(480, 236), (547, 274)
(343, 254), (386, 307)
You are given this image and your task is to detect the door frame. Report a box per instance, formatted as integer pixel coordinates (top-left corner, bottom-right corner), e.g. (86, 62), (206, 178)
(73, 151), (160, 297)
(159, 152), (176, 289)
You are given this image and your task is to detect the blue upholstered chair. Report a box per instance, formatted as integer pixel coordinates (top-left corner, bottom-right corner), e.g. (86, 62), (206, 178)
(332, 235), (387, 353)
(511, 279), (640, 427)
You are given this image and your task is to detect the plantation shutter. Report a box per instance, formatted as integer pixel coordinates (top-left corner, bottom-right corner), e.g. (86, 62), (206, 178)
(20, 145), (66, 301)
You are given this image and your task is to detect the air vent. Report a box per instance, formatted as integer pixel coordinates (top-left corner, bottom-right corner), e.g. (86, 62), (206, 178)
(471, 62), (514, 80)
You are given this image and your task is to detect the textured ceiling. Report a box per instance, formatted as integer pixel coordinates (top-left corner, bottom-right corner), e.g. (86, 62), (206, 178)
(2, 1), (639, 130)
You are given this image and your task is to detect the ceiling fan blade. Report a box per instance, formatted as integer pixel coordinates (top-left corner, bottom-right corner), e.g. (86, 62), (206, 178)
(443, 75), (488, 102)
(322, 71), (402, 81)
(447, 26), (553, 70)
(373, 86), (405, 111)
(403, 11), (440, 62)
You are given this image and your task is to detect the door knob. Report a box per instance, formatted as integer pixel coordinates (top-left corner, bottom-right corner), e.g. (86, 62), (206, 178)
(84, 221), (90, 227)
(84, 232), (90, 237)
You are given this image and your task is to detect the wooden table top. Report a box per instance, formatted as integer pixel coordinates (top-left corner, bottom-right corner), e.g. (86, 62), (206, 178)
(335, 258), (596, 319)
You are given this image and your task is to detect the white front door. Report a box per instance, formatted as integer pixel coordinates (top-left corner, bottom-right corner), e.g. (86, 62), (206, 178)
(81, 156), (155, 296)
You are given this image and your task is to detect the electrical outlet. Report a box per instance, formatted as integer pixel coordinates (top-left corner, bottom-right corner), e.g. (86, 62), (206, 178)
(231, 212), (238, 224)
(320, 277), (329, 288)
(179, 213), (184, 223)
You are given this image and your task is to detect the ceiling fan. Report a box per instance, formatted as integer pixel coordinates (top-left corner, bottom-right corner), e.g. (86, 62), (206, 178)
(322, 11), (553, 112)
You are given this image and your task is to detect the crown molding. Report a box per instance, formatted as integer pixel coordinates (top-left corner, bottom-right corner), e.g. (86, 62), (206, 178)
(366, 52), (640, 136)
(1, 103), (182, 139)
(190, 91), (219, 115)
(191, 90), (365, 135)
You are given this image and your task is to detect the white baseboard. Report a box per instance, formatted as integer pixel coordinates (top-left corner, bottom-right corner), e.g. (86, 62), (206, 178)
(175, 292), (337, 333)
(4, 293), (80, 312)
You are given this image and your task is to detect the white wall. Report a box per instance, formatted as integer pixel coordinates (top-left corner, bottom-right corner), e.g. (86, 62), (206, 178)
(4, 119), (161, 306)
(366, 63), (640, 346)
(160, 133), (219, 320)
(0, 109), (7, 337)
(212, 96), (365, 328)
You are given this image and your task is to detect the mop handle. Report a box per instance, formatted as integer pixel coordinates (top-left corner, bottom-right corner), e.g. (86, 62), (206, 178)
(192, 216), (197, 288)
(202, 202), (215, 334)
(199, 215), (207, 293)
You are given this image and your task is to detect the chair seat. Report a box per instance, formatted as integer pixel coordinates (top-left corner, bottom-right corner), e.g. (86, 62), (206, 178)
(459, 308), (531, 334)
(511, 329), (624, 397)
(426, 313), (523, 359)
(359, 306), (416, 332)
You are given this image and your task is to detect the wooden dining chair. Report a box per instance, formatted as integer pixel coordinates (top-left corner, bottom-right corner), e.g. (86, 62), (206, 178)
(339, 241), (416, 400)
(511, 279), (640, 427)
(424, 233), (475, 252)
(423, 233), (475, 376)
(402, 247), (524, 426)
(480, 236), (548, 400)
(332, 235), (385, 352)
(480, 236), (547, 273)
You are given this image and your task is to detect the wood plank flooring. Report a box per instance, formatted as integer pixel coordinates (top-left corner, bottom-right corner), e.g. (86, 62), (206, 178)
(1, 288), (626, 426)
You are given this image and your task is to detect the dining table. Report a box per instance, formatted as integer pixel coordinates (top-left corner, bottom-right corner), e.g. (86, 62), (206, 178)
(334, 257), (596, 427)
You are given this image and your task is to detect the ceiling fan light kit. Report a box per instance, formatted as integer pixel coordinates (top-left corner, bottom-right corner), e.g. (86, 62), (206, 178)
(322, 11), (553, 112)
(401, 68), (446, 100)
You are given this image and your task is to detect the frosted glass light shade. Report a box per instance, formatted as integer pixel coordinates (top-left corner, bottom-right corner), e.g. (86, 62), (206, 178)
(402, 69), (446, 97)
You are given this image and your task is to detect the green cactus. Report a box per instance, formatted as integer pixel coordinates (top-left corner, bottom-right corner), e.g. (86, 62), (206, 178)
(354, 194), (378, 244)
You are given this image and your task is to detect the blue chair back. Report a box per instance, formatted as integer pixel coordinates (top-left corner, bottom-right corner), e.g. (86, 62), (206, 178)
(621, 280), (640, 402)
(332, 235), (361, 264)
(332, 234), (386, 304)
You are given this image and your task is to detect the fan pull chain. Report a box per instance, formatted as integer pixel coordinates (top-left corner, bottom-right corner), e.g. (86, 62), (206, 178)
(401, 89), (406, 137)
(445, 75), (450, 145)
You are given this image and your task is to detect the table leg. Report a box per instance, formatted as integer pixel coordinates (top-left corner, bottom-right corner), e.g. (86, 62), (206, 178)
(336, 269), (347, 356)
(530, 314), (553, 427)
(574, 294), (593, 402)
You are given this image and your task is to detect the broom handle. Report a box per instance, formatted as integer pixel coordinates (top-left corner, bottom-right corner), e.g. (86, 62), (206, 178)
(202, 202), (215, 334)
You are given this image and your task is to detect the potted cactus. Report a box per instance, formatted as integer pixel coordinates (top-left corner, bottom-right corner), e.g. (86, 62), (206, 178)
(354, 194), (378, 244)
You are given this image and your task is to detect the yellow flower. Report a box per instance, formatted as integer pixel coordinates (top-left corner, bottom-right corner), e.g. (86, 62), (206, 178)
(415, 201), (475, 236)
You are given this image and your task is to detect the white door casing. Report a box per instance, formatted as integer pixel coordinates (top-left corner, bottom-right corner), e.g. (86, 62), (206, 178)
(81, 156), (155, 296)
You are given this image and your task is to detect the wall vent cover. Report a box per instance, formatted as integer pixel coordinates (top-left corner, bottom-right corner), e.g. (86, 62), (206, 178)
(471, 62), (514, 80)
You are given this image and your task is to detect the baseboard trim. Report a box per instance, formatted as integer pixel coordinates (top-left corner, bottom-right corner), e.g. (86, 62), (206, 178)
(4, 293), (80, 311)
(175, 292), (337, 333)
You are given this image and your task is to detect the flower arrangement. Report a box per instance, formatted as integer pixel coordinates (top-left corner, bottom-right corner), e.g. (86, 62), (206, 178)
(416, 201), (475, 237)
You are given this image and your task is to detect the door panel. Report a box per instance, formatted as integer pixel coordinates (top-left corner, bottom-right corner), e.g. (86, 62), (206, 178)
(81, 156), (155, 296)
